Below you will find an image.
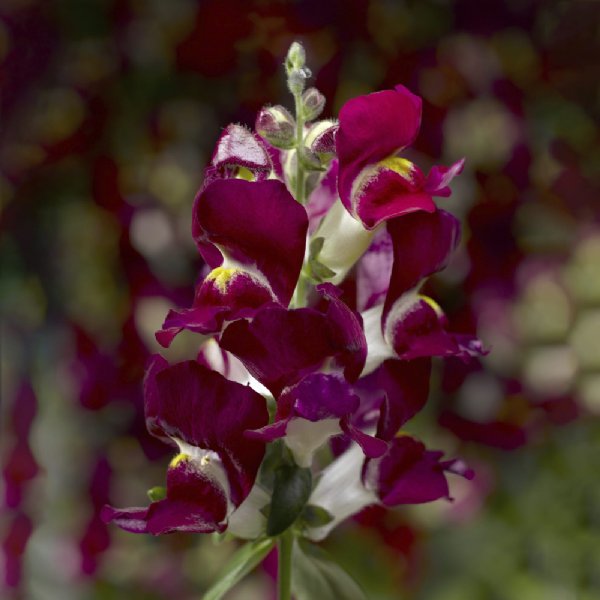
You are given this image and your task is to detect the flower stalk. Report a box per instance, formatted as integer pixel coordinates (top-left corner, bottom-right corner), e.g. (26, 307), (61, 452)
(277, 529), (294, 600)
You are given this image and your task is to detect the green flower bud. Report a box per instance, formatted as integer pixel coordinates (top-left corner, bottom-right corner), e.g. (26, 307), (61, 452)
(301, 87), (326, 121)
(285, 41), (306, 73)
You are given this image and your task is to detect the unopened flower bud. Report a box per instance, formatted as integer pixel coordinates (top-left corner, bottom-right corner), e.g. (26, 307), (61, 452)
(255, 105), (296, 149)
(301, 87), (325, 121)
(285, 41), (306, 74)
(287, 67), (311, 95)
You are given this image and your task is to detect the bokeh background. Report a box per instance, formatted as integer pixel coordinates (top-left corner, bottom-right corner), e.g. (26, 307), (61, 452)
(2, 0), (600, 598)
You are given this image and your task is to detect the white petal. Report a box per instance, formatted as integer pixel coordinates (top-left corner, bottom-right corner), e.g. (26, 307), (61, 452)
(307, 444), (377, 541)
(285, 417), (341, 468)
(316, 200), (376, 284)
(227, 484), (269, 539)
(361, 304), (395, 376)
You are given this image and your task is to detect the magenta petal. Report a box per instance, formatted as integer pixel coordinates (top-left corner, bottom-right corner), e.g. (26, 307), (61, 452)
(156, 270), (274, 346)
(144, 359), (268, 506)
(385, 210), (461, 309)
(425, 158), (465, 197)
(337, 85), (422, 214)
(100, 506), (150, 534)
(317, 283), (367, 382)
(101, 459), (229, 535)
(352, 166), (435, 230)
(363, 436), (451, 506)
(192, 179), (308, 305)
(387, 297), (484, 361)
(145, 459), (228, 534)
(220, 306), (337, 397)
(340, 418), (388, 458)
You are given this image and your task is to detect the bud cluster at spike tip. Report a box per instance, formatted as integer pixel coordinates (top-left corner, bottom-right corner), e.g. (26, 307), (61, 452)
(103, 42), (483, 543)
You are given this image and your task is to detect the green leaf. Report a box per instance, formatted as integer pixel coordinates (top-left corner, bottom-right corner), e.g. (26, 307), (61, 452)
(292, 540), (367, 600)
(146, 486), (166, 501)
(300, 504), (335, 528)
(203, 538), (275, 600)
(266, 465), (312, 536)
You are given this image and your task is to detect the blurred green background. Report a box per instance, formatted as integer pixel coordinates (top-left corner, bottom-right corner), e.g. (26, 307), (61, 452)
(2, 0), (599, 598)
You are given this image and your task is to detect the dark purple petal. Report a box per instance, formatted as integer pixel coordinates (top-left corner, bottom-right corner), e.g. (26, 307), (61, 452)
(425, 158), (465, 197)
(281, 373), (359, 421)
(317, 283), (367, 382)
(220, 306), (338, 397)
(337, 85), (422, 216)
(385, 296), (484, 361)
(156, 269), (274, 346)
(144, 359), (268, 506)
(192, 179), (308, 305)
(384, 210), (461, 312)
(363, 436), (467, 506)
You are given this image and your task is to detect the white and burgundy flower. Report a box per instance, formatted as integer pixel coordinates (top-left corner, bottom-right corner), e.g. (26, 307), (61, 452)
(246, 372), (388, 468)
(101, 356), (269, 535)
(361, 210), (484, 375)
(156, 178), (308, 346)
(308, 435), (473, 541)
(336, 84), (464, 230)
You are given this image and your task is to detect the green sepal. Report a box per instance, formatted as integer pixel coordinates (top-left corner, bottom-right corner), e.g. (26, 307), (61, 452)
(146, 486), (166, 502)
(266, 464), (312, 536)
(203, 538), (275, 600)
(291, 539), (367, 600)
(300, 504), (335, 528)
(306, 237), (336, 283)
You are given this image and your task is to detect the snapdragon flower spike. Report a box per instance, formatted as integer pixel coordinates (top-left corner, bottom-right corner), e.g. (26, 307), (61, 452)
(247, 373), (387, 468)
(102, 357), (268, 535)
(203, 123), (272, 185)
(336, 84), (464, 229)
(156, 178), (308, 346)
(220, 285), (366, 397)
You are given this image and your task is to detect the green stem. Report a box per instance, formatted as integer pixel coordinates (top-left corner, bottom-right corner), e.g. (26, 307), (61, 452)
(293, 91), (306, 204)
(277, 529), (294, 600)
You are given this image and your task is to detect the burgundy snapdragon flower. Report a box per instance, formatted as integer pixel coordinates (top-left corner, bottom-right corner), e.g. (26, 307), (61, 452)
(102, 357), (269, 536)
(337, 84), (464, 230)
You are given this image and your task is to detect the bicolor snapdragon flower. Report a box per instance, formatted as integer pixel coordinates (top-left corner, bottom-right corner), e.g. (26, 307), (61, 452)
(104, 42), (482, 600)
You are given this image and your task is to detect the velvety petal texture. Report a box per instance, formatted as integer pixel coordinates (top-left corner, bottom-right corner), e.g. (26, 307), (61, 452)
(103, 357), (269, 535)
(220, 305), (340, 397)
(221, 288), (367, 397)
(384, 294), (484, 361)
(384, 209), (461, 311)
(362, 436), (473, 506)
(247, 373), (386, 466)
(193, 178), (308, 304)
(158, 178), (308, 345)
